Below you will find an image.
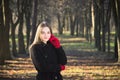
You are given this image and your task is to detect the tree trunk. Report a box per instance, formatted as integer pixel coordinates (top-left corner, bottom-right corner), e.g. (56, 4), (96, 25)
(17, 0), (26, 54)
(10, 10), (19, 57)
(116, 0), (120, 62)
(0, 0), (5, 64)
(57, 14), (65, 35)
(29, 0), (38, 45)
(5, 0), (12, 59)
(18, 13), (26, 54)
(85, 2), (92, 43)
(101, 1), (106, 52)
(25, 0), (32, 50)
(57, 14), (62, 34)
(79, 16), (85, 37)
(112, 0), (120, 62)
(0, 0), (11, 64)
(70, 15), (76, 36)
(76, 16), (79, 36)
(105, 0), (112, 52)
(11, 22), (17, 56)
(93, 0), (101, 51)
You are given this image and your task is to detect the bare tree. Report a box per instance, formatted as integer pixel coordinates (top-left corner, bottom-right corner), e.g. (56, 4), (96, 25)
(17, 0), (26, 54)
(24, 0), (32, 49)
(0, 0), (11, 64)
(29, 0), (38, 44)
(112, 0), (120, 62)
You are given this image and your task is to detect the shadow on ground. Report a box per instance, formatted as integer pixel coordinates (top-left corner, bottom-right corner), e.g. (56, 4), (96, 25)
(0, 49), (119, 80)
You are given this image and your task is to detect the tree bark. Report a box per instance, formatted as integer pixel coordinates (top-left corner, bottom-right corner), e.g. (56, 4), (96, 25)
(101, 1), (106, 52)
(17, 0), (26, 54)
(0, 0), (11, 64)
(24, 0), (32, 50)
(70, 14), (76, 36)
(10, 10), (19, 57)
(112, 0), (120, 62)
(0, 0), (5, 64)
(93, 0), (101, 51)
(29, 0), (38, 45)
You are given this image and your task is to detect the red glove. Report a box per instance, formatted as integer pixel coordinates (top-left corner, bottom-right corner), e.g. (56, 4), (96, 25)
(49, 34), (60, 48)
(60, 65), (65, 70)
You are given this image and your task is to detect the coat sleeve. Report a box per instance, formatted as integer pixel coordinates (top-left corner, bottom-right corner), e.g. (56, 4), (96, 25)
(55, 46), (67, 65)
(29, 45), (61, 72)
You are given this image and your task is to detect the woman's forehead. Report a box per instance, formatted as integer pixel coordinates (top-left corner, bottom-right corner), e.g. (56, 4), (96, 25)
(41, 27), (50, 31)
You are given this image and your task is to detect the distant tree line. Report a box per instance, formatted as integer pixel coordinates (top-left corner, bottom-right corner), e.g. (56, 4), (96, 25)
(0, 0), (120, 64)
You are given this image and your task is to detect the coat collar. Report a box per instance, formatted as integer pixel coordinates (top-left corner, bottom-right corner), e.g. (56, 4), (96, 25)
(41, 41), (50, 47)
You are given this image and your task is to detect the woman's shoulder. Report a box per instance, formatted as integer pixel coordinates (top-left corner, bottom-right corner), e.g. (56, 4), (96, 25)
(30, 43), (42, 49)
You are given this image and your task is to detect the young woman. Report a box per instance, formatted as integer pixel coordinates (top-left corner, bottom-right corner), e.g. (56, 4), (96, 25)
(29, 21), (67, 80)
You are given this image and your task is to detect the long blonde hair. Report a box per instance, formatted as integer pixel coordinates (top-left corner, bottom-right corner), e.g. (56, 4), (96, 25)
(29, 21), (52, 48)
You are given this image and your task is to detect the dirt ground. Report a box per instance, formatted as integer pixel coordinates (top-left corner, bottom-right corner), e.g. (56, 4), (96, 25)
(0, 36), (120, 80)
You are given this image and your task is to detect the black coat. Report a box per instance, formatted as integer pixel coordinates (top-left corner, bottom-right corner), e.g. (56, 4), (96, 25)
(29, 41), (67, 80)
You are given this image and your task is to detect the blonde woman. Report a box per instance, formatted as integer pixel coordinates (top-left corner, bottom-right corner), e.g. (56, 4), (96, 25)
(29, 21), (67, 80)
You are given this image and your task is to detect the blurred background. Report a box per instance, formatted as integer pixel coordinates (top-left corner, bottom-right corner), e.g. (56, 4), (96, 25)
(0, 0), (120, 80)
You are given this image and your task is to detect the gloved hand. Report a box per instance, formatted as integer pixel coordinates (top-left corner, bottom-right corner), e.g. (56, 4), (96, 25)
(49, 34), (61, 48)
(60, 65), (65, 70)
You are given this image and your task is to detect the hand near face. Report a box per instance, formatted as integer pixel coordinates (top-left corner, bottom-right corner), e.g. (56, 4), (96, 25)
(49, 34), (61, 48)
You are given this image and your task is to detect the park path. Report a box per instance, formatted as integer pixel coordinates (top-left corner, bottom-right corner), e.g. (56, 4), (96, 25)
(0, 36), (120, 80)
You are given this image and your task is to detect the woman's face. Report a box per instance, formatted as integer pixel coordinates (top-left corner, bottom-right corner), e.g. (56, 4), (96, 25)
(40, 27), (51, 43)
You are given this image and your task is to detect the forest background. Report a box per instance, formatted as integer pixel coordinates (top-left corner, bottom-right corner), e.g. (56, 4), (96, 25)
(0, 0), (120, 79)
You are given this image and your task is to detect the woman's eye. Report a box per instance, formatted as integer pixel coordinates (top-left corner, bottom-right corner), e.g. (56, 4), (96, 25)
(47, 32), (50, 34)
(41, 31), (45, 34)
(41, 31), (50, 34)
